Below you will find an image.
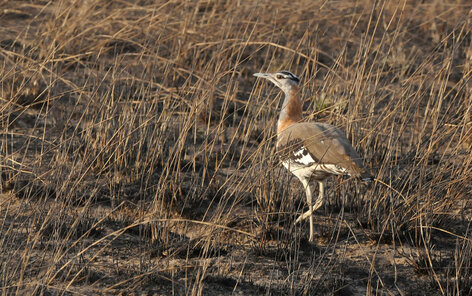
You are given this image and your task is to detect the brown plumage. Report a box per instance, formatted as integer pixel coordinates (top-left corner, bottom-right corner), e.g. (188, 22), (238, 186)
(277, 122), (372, 180)
(254, 70), (372, 242)
(277, 85), (303, 133)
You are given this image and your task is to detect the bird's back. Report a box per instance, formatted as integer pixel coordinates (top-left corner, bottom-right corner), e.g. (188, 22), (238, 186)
(276, 122), (372, 181)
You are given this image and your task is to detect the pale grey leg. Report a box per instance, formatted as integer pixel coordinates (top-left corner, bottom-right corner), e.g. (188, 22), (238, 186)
(297, 180), (314, 242)
(295, 181), (325, 224)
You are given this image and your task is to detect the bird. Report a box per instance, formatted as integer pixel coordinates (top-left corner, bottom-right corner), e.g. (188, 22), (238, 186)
(253, 70), (373, 242)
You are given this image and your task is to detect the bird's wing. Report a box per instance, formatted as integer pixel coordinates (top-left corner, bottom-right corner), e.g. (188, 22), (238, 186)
(277, 122), (371, 178)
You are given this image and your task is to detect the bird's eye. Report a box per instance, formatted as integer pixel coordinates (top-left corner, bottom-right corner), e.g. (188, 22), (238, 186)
(276, 74), (284, 79)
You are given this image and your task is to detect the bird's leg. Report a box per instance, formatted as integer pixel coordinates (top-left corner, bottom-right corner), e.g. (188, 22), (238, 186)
(316, 181), (324, 210)
(296, 180), (315, 242)
(295, 181), (325, 224)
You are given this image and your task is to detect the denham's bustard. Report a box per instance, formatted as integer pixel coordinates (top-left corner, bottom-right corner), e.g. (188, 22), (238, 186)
(254, 70), (373, 242)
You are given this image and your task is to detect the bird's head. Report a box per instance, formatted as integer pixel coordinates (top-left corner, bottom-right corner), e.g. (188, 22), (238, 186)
(253, 70), (299, 94)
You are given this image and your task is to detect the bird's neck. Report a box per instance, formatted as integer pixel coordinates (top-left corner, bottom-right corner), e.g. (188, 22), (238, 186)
(277, 85), (303, 134)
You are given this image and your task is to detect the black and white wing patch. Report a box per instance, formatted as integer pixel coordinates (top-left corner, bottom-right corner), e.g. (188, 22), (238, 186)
(277, 139), (318, 166)
(292, 146), (348, 174)
(277, 138), (349, 177)
(292, 145), (316, 166)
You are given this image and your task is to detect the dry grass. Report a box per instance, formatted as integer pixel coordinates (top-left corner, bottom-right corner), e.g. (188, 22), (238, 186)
(1, 0), (471, 295)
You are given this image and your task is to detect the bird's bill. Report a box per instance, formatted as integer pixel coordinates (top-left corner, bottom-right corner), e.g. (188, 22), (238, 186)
(253, 72), (281, 89)
(253, 73), (271, 78)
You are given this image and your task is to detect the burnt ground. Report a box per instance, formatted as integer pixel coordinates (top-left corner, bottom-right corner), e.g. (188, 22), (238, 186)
(1, 1), (472, 295)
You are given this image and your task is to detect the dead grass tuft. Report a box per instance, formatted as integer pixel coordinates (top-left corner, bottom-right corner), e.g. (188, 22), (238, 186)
(1, 0), (471, 294)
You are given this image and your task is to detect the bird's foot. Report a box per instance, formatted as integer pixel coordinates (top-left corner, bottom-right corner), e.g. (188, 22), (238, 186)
(294, 210), (312, 224)
(300, 236), (319, 251)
